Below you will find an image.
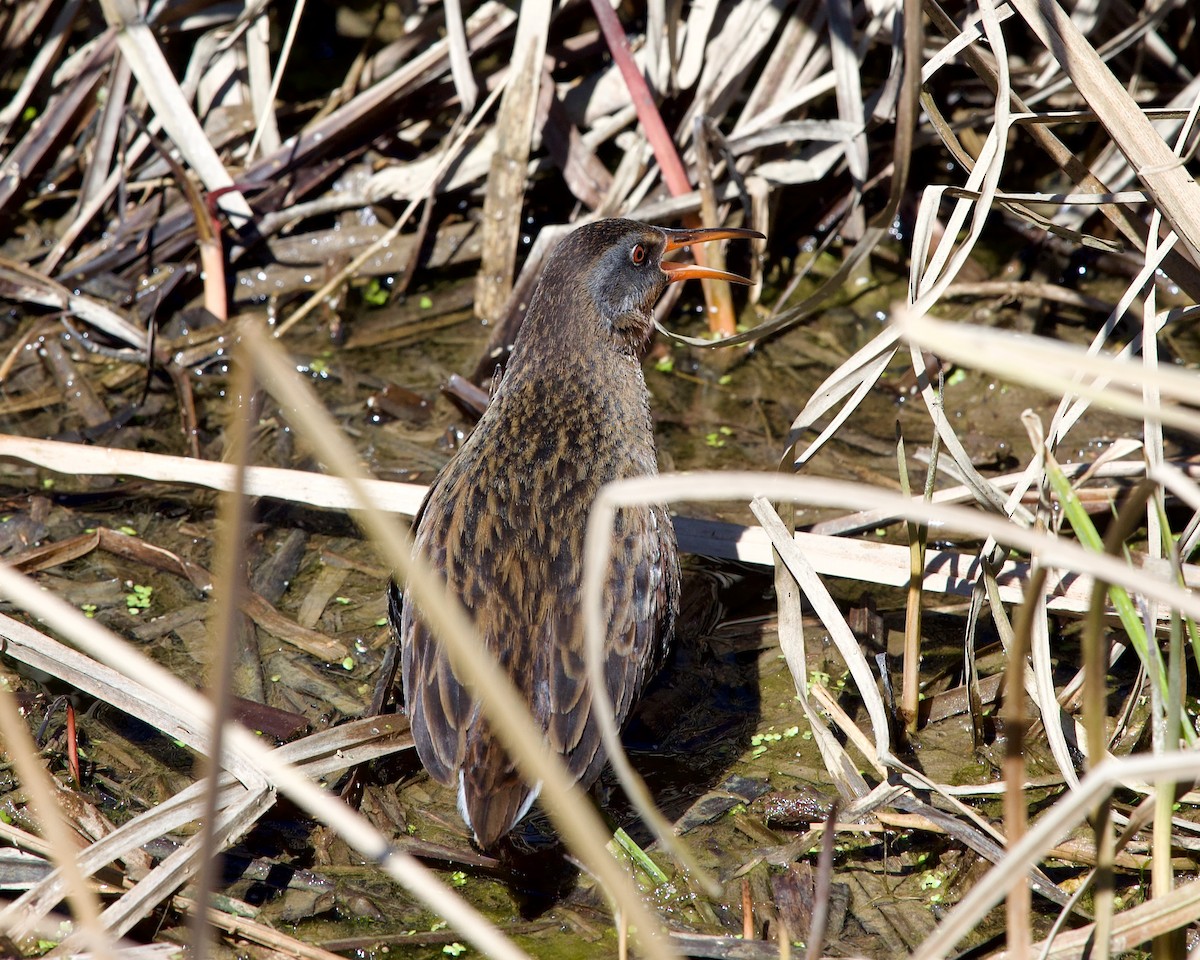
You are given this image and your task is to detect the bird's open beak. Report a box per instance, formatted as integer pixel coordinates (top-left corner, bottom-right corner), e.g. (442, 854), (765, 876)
(660, 226), (764, 285)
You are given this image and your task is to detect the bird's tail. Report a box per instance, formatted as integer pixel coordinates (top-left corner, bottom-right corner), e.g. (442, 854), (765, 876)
(458, 730), (541, 850)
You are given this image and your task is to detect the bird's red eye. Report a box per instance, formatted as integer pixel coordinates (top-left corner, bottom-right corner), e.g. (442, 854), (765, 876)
(630, 243), (646, 265)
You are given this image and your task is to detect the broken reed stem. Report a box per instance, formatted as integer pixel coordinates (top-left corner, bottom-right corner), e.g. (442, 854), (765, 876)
(895, 426), (924, 736)
(1082, 479), (1160, 960)
(1002, 566), (1045, 960)
(740, 877), (753, 940)
(693, 115), (738, 338)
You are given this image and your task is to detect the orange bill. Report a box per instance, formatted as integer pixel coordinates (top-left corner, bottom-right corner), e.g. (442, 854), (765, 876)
(660, 260), (754, 284)
(662, 225), (765, 252)
(660, 225), (764, 285)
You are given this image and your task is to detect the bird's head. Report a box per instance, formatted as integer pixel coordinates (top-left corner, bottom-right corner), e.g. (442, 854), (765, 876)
(531, 219), (763, 352)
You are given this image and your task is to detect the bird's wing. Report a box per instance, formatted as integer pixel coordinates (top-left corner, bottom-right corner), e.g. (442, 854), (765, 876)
(546, 501), (679, 783)
(396, 467), (479, 785)
(402, 447), (555, 842)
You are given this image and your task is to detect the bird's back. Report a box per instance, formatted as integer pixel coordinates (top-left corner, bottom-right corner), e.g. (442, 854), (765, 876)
(397, 364), (679, 849)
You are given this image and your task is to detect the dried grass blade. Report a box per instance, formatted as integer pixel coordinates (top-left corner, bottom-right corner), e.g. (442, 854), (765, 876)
(8, 719), (411, 938)
(64, 49), (132, 219)
(896, 428), (926, 735)
(275, 715), (413, 771)
(764, 0), (920, 458)
(187, 905), (347, 960)
(680, 0), (782, 139)
(805, 684), (881, 790)
(240, 592), (349, 662)
(1003, 569), (1039, 956)
(644, 0), (671, 92)
(1025, 877), (1200, 959)
(676, 0), (717, 89)
(0, 0), (82, 140)
(8, 432), (1194, 618)
(690, 118), (738, 337)
(474, 0), (550, 323)
(96, 527), (213, 592)
(40, 127), (141, 276)
(0, 611), (212, 761)
(825, 0), (867, 186)
(245, 0), (301, 161)
(0, 571), (533, 960)
(541, 89), (615, 210)
(444, 0), (479, 113)
(277, 82), (505, 338)
(0, 257), (146, 349)
(8, 530), (100, 573)
(1008, 0), (1200, 260)
(906, 342), (1020, 519)
(234, 2), (514, 197)
(921, 2), (1016, 82)
(897, 310), (1200, 434)
(786, 348), (895, 465)
(0, 435), (427, 515)
(750, 498), (892, 757)
(808, 454), (1141, 537)
(771, 513), (863, 797)
(0, 31), (114, 220)
(911, 754), (1200, 960)
(1048, 233), (1178, 447)
(588, 471), (1200, 665)
(94, 0), (252, 225)
(923, 0), (1200, 300)
(90, 789), (274, 941)
(1021, 567), (1082, 788)
(587, 480), (1083, 909)
(2, 0), (58, 51)
(243, 4), (281, 158)
(735, 0), (825, 135)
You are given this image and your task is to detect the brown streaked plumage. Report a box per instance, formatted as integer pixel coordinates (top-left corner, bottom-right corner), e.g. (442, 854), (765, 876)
(390, 218), (762, 849)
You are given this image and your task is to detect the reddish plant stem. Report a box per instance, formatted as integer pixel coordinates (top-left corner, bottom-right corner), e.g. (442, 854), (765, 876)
(589, 0), (689, 194)
(66, 703), (81, 787)
(588, 0), (736, 337)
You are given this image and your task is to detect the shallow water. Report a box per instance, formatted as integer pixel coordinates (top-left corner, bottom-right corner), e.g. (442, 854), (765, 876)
(0, 253), (1158, 957)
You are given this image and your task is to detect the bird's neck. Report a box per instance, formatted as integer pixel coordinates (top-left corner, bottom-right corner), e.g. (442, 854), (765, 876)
(502, 326), (649, 408)
(505, 297), (650, 383)
(487, 315), (657, 467)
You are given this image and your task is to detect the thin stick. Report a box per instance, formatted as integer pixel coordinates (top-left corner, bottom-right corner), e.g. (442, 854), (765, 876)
(187, 358), (252, 960)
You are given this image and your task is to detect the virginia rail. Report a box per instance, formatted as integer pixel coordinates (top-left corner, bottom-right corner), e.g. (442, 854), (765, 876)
(390, 218), (762, 849)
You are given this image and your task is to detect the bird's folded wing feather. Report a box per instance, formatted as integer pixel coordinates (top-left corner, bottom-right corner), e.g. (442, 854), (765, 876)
(546, 502), (679, 781)
(398, 478), (476, 785)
